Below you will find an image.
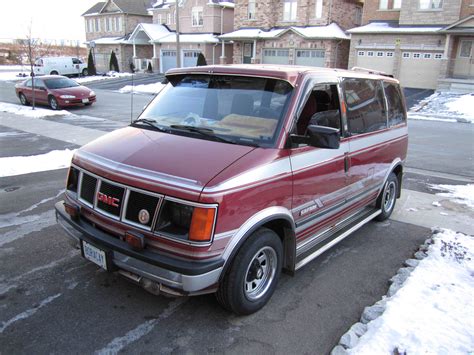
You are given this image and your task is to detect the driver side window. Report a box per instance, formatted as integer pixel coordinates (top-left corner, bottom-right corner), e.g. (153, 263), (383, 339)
(295, 83), (341, 136)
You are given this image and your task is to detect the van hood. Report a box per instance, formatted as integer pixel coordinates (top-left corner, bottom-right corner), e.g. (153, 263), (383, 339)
(73, 126), (255, 197)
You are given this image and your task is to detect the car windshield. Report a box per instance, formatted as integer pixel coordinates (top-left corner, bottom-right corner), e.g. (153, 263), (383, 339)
(139, 74), (294, 147)
(44, 77), (80, 89)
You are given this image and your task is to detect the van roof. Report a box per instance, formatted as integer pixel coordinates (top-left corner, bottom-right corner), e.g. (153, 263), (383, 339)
(166, 64), (400, 86)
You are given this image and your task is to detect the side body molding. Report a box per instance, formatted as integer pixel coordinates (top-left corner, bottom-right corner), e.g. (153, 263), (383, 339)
(220, 206), (296, 277)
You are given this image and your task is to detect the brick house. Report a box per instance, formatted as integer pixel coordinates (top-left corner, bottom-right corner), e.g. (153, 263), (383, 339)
(219, 0), (363, 68)
(82, 0), (153, 72)
(348, 0), (474, 90)
(128, 0), (235, 73)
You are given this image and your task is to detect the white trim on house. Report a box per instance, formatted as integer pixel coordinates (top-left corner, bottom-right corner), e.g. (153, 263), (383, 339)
(348, 22), (443, 34)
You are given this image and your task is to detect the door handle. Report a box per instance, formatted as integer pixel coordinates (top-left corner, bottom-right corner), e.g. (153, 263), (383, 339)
(344, 153), (350, 173)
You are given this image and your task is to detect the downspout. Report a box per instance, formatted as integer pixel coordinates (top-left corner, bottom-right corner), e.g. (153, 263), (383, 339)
(213, 43), (219, 64)
(327, 0), (333, 24)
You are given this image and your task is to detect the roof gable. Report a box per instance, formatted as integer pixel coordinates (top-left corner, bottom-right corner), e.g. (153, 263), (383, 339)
(82, 2), (106, 16)
(440, 15), (474, 32)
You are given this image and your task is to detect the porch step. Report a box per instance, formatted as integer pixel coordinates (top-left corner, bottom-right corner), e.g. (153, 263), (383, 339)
(437, 78), (474, 93)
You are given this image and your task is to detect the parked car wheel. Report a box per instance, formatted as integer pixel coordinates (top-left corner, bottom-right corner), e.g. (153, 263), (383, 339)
(375, 172), (398, 221)
(82, 68), (89, 76)
(49, 96), (60, 110)
(19, 93), (29, 106)
(216, 228), (282, 315)
(50, 70), (59, 75)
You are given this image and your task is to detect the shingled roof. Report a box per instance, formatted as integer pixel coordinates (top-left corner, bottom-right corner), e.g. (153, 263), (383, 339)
(82, 0), (152, 17)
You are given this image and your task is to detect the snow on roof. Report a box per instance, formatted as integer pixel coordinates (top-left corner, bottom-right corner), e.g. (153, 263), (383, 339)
(131, 23), (170, 41)
(87, 37), (127, 45)
(348, 22), (444, 34)
(220, 23), (349, 40)
(155, 33), (219, 43)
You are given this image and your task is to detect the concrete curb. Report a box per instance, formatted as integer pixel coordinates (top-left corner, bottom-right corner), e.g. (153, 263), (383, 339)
(330, 230), (439, 354)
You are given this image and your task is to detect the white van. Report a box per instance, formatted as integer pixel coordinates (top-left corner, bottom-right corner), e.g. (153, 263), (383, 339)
(34, 57), (88, 76)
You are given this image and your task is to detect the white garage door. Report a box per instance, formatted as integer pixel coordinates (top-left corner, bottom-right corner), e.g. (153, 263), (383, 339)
(355, 50), (395, 75)
(161, 50), (177, 73)
(295, 49), (325, 67)
(262, 49), (290, 65)
(183, 50), (201, 68)
(399, 52), (443, 89)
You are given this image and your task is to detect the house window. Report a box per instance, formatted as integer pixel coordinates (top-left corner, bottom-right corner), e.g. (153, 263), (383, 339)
(393, 0), (402, 8)
(115, 17), (121, 31)
(358, 51), (365, 56)
(419, 0), (443, 9)
(167, 13), (171, 24)
(283, 0), (297, 21)
(413, 53), (421, 58)
(106, 18), (111, 32)
(192, 7), (203, 26)
(173, 11), (176, 24)
(94, 18), (100, 32)
(402, 52), (410, 58)
(377, 51), (384, 57)
(87, 19), (93, 32)
(423, 53), (432, 59)
(367, 51), (374, 57)
(354, 7), (362, 25)
(434, 53), (442, 59)
(379, 0), (388, 9)
(248, 0), (256, 19)
(315, 0), (323, 19)
(459, 41), (472, 58)
(157, 14), (163, 24)
(386, 52), (394, 57)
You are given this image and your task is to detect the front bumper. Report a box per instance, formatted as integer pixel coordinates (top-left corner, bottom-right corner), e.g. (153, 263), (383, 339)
(55, 201), (223, 295)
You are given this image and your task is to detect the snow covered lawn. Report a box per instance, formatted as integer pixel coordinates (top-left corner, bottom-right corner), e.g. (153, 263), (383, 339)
(409, 92), (474, 123)
(347, 229), (474, 354)
(429, 183), (474, 209)
(0, 102), (71, 118)
(0, 149), (75, 177)
(118, 82), (166, 95)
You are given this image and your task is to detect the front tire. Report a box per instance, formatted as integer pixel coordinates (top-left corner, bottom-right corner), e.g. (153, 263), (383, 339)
(50, 70), (59, 75)
(49, 96), (60, 110)
(216, 228), (282, 315)
(82, 68), (89, 76)
(375, 172), (398, 221)
(19, 93), (29, 106)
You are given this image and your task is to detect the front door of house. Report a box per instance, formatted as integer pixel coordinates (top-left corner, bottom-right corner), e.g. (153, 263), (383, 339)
(453, 38), (474, 78)
(243, 43), (253, 64)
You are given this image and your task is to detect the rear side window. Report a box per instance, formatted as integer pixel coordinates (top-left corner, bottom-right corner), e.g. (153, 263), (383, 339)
(343, 78), (387, 135)
(383, 82), (406, 127)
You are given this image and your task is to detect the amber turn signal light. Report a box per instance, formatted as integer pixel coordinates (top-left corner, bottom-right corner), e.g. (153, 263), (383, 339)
(189, 207), (215, 242)
(64, 202), (79, 220)
(125, 232), (145, 250)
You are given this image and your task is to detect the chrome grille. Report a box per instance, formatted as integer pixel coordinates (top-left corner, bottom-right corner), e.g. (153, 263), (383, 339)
(75, 167), (162, 231)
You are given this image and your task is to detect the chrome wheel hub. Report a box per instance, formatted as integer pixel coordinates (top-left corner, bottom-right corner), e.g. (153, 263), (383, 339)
(244, 246), (277, 301)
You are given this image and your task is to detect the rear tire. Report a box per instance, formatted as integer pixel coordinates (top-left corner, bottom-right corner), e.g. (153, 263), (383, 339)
(19, 93), (29, 106)
(216, 228), (282, 315)
(375, 172), (398, 221)
(82, 68), (89, 76)
(49, 96), (60, 110)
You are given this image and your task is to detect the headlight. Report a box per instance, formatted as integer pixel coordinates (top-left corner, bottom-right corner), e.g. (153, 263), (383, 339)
(89, 91), (95, 96)
(66, 166), (79, 193)
(60, 95), (76, 99)
(154, 200), (216, 242)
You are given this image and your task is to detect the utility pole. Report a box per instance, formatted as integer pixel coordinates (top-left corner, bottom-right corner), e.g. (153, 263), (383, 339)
(175, 0), (181, 68)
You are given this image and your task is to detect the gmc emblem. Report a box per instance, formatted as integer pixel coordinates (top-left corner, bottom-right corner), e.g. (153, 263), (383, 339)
(97, 192), (120, 207)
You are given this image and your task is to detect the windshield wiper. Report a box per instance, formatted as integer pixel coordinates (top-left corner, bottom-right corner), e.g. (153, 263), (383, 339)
(169, 125), (239, 145)
(131, 118), (167, 133)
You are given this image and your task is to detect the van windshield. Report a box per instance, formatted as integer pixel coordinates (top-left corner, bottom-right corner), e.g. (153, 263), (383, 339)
(44, 77), (80, 89)
(139, 74), (293, 147)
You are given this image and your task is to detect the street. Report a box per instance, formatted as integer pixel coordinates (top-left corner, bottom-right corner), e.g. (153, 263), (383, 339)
(1, 79), (473, 354)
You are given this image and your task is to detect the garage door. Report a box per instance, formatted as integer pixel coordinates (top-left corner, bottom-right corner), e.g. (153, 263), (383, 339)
(355, 50), (395, 75)
(262, 49), (290, 65)
(183, 50), (201, 68)
(161, 50), (176, 73)
(399, 52), (443, 89)
(295, 49), (325, 67)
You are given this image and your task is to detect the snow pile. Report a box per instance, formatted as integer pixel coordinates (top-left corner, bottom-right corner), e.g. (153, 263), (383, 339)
(74, 71), (132, 84)
(118, 82), (166, 95)
(0, 102), (70, 118)
(0, 102), (71, 118)
(0, 71), (30, 82)
(429, 183), (474, 209)
(409, 92), (474, 123)
(348, 229), (474, 354)
(0, 149), (76, 177)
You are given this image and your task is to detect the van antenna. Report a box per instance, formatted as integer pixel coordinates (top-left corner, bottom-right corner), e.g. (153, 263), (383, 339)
(130, 68), (134, 123)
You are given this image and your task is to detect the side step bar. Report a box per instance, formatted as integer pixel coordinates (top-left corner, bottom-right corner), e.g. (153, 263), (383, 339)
(295, 209), (381, 271)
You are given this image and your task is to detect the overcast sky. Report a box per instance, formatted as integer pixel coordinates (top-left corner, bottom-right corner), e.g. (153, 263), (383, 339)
(0, 0), (100, 42)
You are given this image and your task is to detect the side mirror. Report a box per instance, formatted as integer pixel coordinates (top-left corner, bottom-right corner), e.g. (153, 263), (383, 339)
(307, 125), (340, 149)
(291, 125), (340, 149)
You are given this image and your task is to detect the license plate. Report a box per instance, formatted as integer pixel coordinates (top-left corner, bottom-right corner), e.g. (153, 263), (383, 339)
(82, 98), (89, 103)
(82, 241), (107, 270)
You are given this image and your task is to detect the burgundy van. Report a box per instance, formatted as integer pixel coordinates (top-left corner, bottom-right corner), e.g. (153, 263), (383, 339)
(55, 65), (407, 315)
